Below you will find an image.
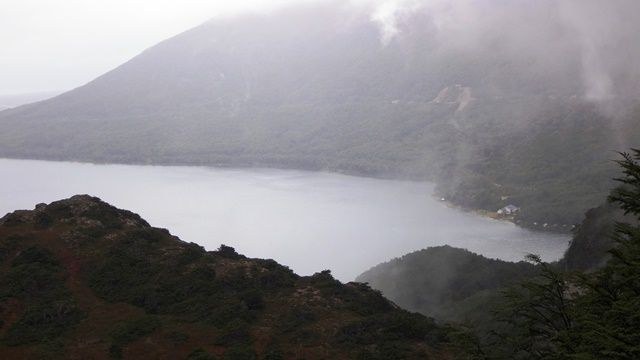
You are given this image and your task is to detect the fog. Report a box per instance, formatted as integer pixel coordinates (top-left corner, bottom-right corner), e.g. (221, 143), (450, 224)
(363, 0), (640, 105)
(0, 0), (634, 279)
(0, 158), (568, 281)
(0, 0), (320, 94)
(0, 91), (63, 110)
(1, 2), (637, 355)
(3, 0), (639, 102)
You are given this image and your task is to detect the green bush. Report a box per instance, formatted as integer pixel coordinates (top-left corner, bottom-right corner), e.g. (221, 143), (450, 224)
(3, 301), (83, 346)
(187, 348), (218, 360)
(214, 319), (251, 346)
(277, 305), (317, 334)
(1, 246), (82, 346)
(222, 345), (256, 360)
(336, 312), (443, 345)
(109, 316), (161, 358)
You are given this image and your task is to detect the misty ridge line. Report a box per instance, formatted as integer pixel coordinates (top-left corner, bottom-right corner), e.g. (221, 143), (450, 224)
(4, 0), (632, 113)
(345, 0), (640, 107)
(24, 0), (636, 113)
(0, 0), (637, 231)
(1, 0), (637, 112)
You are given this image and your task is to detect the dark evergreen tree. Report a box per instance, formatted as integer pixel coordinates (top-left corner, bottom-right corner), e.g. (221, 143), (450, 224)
(570, 150), (640, 359)
(490, 149), (640, 359)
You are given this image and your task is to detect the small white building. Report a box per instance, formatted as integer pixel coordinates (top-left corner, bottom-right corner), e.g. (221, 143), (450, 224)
(497, 204), (520, 215)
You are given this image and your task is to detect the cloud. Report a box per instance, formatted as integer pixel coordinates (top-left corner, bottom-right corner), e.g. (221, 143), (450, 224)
(359, 0), (640, 103)
(558, 0), (640, 102)
(368, 0), (424, 45)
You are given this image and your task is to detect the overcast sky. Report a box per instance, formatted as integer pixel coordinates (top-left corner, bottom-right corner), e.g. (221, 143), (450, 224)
(4, 0), (635, 101)
(0, 0), (320, 95)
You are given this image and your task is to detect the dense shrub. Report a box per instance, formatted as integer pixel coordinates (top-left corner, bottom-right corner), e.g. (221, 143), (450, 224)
(3, 301), (83, 346)
(109, 316), (161, 358)
(1, 246), (82, 346)
(276, 306), (317, 334)
(222, 345), (256, 360)
(214, 319), (252, 346)
(187, 348), (218, 360)
(336, 312), (444, 345)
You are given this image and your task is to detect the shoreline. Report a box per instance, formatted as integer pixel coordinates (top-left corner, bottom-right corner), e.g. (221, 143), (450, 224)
(432, 194), (574, 235)
(0, 155), (576, 235)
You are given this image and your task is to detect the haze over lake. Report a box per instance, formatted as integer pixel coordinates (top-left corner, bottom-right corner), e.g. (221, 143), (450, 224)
(0, 158), (569, 280)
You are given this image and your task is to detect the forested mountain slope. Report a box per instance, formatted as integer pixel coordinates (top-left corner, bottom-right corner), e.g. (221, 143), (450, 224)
(355, 199), (629, 325)
(1, 1), (639, 227)
(356, 246), (537, 323)
(561, 202), (637, 271)
(356, 150), (640, 358)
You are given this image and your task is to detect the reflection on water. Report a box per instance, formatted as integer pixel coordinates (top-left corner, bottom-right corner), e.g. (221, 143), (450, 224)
(0, 158), (569, 281)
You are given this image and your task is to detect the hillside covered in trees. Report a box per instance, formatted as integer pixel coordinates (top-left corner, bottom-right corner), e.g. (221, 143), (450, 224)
(3, 151), (640, 359)
(358, 150), (640, 358)
(356, 246), (537, 322)
(1, 1), (639, 229)
(0, 195), (464, 359)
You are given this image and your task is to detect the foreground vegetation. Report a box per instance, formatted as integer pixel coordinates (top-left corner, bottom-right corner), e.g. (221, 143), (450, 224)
(2, 150), (640, 358)
(361, 150), (640, 358)
(470, 150), (640, 358)
(0, 195), (461, 359)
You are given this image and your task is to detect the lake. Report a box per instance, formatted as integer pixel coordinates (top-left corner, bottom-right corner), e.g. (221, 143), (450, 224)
(0, 158), (570, 281)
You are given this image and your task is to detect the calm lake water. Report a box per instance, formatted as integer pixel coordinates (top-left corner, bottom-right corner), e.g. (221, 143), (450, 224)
(0, 158), (570, 281)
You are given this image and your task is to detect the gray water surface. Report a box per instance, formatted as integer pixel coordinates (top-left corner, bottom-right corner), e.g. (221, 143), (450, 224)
(0, 158), (569, 281)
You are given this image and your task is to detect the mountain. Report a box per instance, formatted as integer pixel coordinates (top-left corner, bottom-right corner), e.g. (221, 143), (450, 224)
(350, 201), (632, 346)
(1, 1), (639, 227)
(0, 195), (465, 359)
(0, 91), (62, 111)
(353, 150), (640, 357)
(354, 197), (637, 326)
(561, 202), (638, 271)
(356, 246), (537, 323)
